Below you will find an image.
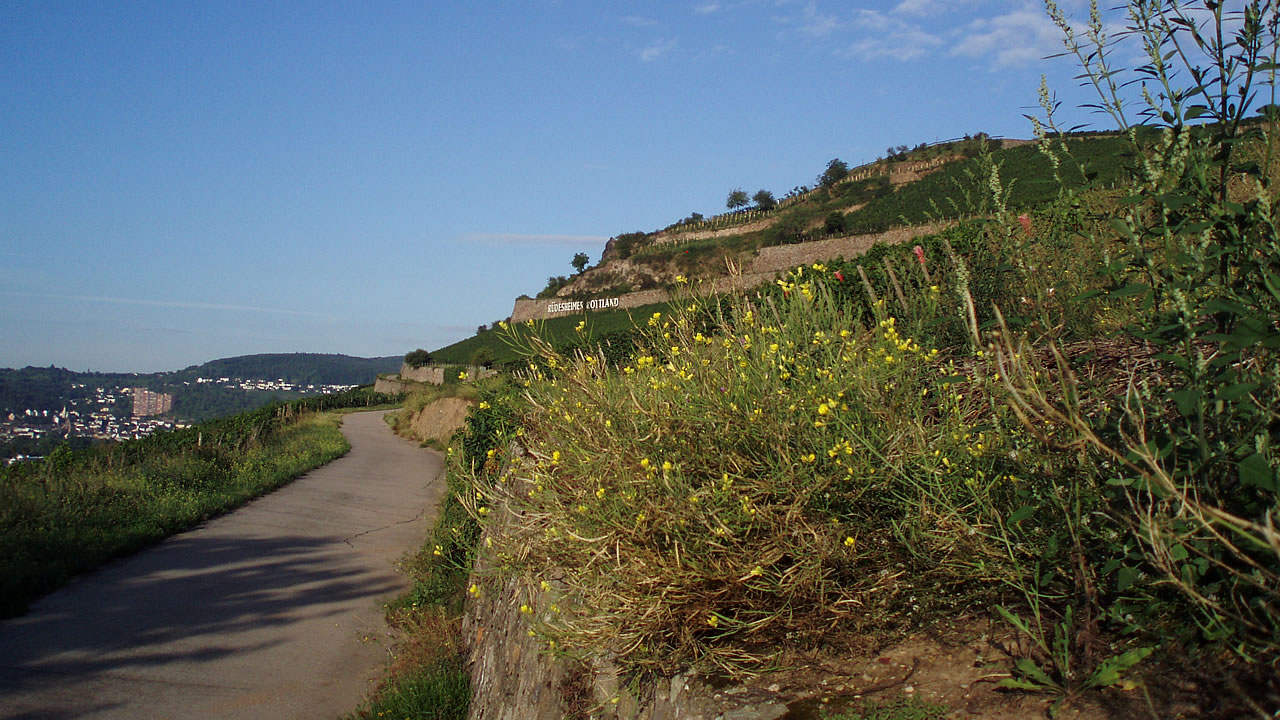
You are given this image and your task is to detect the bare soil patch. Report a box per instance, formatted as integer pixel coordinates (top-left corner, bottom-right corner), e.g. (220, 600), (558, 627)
(408, 397), (473, 446)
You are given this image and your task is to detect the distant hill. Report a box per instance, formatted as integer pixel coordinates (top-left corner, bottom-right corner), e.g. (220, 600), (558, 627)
(522, 133), (1133, 304)
(0, 366), (162, 415)
(0, 353), (401, 418)
(171, 353), (402, 386)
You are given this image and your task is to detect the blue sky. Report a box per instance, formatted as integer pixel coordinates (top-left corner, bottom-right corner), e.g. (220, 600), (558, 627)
(2, 0), (1119, 372)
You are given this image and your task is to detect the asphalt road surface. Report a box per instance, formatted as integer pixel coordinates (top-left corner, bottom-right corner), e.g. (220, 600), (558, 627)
(0, 411), (445, 720)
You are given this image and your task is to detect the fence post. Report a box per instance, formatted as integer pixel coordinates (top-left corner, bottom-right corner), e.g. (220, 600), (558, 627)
(856, 265), (879, 306)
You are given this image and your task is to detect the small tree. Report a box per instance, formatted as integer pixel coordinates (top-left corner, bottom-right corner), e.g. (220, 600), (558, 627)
(767, 215), (807, 246)
(611, 231), (645, 260)
(818, 158), (849, 188)
(726, 188), (750, 210)
(571, 252), (590, 274)
(404, 348), (433, 368)
(752, 189), (777, 211)
(824, 211), (847, 236)
(470, 347), (494, 368)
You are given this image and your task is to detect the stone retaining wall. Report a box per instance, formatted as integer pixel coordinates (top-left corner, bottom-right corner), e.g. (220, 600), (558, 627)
(373, 376), (411, 395)
(396, 361), (448, 384)
(399, 363), (446, 384)
(748, 222), (951, 275)
(510, 288), (672, 324)
(507, 223), (952, 323)
(464, 446), (793, 720)
(649, 214), (779, 245)
(377, 364), (495, 391)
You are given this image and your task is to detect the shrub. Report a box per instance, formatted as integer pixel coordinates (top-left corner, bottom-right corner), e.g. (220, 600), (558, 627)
(467, 277), (1058, 676)
(536, 276), (572, 299)
(753, 189), (777, 211)
(763, 214), (808, 246)
(999, 0), (1280, 683)
(824, 211), (847, 236)
(405, 348), (434, 368)
(611, 232), (646, 260)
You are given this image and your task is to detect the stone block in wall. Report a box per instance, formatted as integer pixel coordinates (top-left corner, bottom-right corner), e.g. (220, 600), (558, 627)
(400, 363), (446, 385)
(373, 377), (410, 395)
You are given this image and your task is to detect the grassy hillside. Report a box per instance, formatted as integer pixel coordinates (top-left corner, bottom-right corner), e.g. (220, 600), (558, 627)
(1, 353), (400, 416)
(431, 301), (673, 366)
(838, 134), (1133, 234)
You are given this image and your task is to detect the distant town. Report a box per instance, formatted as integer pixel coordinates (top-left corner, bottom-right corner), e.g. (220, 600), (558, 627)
(2, 376), (358, 465)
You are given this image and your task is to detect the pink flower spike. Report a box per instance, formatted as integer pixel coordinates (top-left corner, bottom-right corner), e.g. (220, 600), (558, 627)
(912, 245), (926, 267)
(1018, 214), (1033, 236)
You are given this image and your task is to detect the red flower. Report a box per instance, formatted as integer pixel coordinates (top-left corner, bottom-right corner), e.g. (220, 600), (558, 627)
(1018, 214), (1033, 236)
(834, 270), (845, 282)
(913, 245), (926, 266)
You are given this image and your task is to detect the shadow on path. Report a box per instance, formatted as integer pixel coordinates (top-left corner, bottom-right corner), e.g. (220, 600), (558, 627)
(0, 411), (442, 720)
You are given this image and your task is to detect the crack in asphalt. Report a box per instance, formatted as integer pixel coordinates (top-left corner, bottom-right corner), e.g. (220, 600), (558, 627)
(342, 508), (426, 548)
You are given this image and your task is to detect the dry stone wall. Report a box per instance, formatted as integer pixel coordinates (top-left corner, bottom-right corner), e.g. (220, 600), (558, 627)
(463, 447), (795, 720)
(373, 376), (411, 395)
(510, 289), (671, 324)
(748, 222), (951, 275)
(400, 363), (446, 384)
(376, 363), (495, 391)
(649, 214), (779, 246)
(508, 223), (951, 323)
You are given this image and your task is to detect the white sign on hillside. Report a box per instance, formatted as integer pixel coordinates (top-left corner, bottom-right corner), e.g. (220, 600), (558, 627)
(546, 297), (620, 314)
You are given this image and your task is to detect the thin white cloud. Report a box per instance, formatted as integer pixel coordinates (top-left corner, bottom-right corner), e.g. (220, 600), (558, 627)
(463, 233), (609, 247)
(639, 37), (677, 62)
(623, 15), (658, 27)
(891, 0), (931, 17)
(799, 1), (841, 37)
(850, 9), (892, 33)
(844, 27), (942, 62)
(893, 0), (982, 17)
(0, 290), (316, 316)
(950, 9), (1068, 69)
(695, 2), (721, 15)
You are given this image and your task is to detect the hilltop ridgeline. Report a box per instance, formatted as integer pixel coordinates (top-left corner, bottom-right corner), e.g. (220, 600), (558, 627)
(499, 135), (1128, 321)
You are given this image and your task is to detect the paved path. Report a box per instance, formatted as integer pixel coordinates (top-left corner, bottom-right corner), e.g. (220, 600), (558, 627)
(0, 411), (445, 720)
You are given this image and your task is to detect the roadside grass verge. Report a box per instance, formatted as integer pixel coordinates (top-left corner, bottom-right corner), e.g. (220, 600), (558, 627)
(0, 389), (398, 618)
(351, 386), (515, 720)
